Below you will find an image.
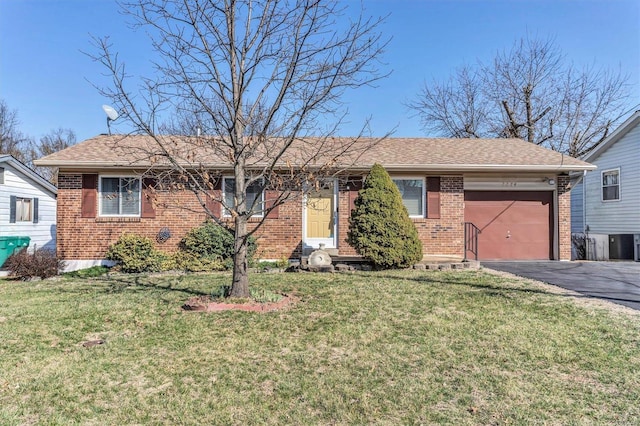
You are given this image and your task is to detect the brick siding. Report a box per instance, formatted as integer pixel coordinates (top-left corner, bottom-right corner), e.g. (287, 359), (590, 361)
(57, 173), (304, 260)
(557, 175), (572, 261)
(57, 172), (571, 261)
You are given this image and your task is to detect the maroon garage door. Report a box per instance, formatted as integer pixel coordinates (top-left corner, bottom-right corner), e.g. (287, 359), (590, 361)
(464, 191), (553, 260)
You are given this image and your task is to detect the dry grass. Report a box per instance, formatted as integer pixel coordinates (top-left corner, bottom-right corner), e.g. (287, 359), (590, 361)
(0, 269), (639, 425)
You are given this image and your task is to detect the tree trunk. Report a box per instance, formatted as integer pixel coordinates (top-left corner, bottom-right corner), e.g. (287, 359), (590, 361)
(230, 215), (250, 298)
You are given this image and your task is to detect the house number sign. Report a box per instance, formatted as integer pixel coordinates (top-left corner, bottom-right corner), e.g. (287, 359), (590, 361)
(502, 181), (517, 187)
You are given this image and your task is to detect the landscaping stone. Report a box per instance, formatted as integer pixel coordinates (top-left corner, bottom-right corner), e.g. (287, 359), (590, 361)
(335, 263), (354, 272)
(306, 265), (335, 273)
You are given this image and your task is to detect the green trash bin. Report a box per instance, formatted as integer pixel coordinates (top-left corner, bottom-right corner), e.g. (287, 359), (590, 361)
(0, 236), (30, 268)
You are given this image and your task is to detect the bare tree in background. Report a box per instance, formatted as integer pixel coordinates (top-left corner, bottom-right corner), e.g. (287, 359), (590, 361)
(91, 0), (389, 297)
(409, 37), (631, 157)
(30, 128), (77, 183)
(1, 99), (77, 179)
(0, 99), (32, 163)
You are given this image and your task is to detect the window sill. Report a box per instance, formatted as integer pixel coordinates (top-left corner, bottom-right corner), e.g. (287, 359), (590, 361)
(95, 217), (142, 223)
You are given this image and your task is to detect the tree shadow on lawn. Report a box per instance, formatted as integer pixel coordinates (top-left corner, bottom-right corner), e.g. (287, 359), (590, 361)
(353, 270), (583, 300)
(60, 273), (216, 299)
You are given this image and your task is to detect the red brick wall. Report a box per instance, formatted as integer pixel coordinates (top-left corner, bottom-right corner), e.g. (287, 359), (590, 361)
(336, 175), (464, 257)
(414, 176), (465, 256)
(58, 172), (469, 261)
(557, 174), (571, 261)
(57, 174), (304, 261)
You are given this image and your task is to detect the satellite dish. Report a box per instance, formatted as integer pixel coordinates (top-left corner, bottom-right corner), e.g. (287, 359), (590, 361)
(102, 104), (119, 121)
(101, 105), (119, 135)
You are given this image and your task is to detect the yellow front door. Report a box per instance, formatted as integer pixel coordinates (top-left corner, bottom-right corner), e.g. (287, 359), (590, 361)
(306, 187), (334, 240)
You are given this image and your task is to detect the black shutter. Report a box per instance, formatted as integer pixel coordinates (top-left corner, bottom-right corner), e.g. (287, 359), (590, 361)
(9, 195), (16, 223)
(33, 198), (39, 223)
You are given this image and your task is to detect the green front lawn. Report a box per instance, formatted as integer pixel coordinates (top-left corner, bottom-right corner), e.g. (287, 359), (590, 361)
(1, 270), (638, 424)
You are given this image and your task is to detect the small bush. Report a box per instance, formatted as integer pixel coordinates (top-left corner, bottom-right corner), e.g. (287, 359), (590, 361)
(180, 221), (257, 266)
(572, 234), (588, 260)
(106, 234), (164, 273)
(5, 248), (65, 280)
(250, 288), (283, 303)
(170, 251), (226, 272)
(347, 163), (423, 269)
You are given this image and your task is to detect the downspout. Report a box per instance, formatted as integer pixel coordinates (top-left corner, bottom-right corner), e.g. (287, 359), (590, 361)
(582, 170), (588, 259)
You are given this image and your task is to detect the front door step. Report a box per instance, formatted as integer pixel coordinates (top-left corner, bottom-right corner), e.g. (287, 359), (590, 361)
(302, 247), (339, 256)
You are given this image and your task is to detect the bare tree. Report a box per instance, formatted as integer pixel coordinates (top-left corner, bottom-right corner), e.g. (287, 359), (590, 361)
(411, 66), (488, 139)
(409, 37), (631, 157)
(0, 99), (33, 163)
(30, 128), (77, 183)
(90, 0), (389, 297)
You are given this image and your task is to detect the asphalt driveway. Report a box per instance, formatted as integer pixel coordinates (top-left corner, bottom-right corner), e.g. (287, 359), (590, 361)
(482, 261), (640, 311)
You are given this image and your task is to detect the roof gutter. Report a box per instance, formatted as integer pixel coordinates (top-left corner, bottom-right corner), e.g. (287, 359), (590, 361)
(36, 161), (596, 173)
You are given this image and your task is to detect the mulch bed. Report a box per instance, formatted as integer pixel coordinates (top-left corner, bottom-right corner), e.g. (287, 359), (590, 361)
(182, 294), (297, 313)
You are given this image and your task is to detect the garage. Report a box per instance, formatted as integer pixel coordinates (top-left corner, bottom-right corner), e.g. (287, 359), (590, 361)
(464, 191), (553, 260)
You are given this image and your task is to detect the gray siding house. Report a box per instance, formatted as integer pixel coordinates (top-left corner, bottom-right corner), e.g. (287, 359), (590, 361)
(571, 111), (640, 261)
(0, 155), (57, 253)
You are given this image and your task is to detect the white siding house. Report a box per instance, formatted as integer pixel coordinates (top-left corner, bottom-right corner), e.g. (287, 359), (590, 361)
(0, 155), (57, 260)
(571, 111), (640, 261)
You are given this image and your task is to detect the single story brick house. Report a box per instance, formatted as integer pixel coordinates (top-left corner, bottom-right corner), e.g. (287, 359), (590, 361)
(35, 135), (594, 271)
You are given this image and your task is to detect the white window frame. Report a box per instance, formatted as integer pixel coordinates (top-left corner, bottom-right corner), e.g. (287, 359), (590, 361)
(601, 168), (620, 202)
(98, 175), (142, 217)
(392, 176), (426, 218)
(222, 176), (265, 218)
(15, 197), (33, 222)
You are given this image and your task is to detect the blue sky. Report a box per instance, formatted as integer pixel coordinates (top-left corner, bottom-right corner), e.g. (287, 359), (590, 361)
(1, 0), (639, 142)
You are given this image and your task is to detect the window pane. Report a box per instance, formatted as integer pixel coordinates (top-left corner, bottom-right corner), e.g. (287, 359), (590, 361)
(224, 178), (235, 213)
(393, 179), (423, 216)
(224, 178), (264, 215)
(17, 198), (31, 221)
(100, 177), (140, 215)
(603, 185), (619, 201)
(120, 178), (140, 215)
(602, 171), (620, 201)
(101, 178), (120, 215)
(603, 171), (618, 186)
(246, 180), (263, 211)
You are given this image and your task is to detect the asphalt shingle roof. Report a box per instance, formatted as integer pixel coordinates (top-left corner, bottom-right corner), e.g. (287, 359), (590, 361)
(34, 134), (594, 173)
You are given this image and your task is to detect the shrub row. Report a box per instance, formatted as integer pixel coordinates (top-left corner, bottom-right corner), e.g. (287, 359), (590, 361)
(105, 221), (257, 273)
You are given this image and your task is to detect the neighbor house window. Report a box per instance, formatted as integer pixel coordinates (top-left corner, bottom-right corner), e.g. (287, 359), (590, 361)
(392, 178), (425, 217)
(99, 176), (141, 216)
(9, 196), (38, 223)
(223, 177), (264, 216)
(16, 198), (32, 222)
(602, 169), (620, 201)
(0, 167), (4, 184)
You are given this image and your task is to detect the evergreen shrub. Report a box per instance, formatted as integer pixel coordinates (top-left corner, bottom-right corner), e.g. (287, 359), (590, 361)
(347, 163), (423, 268)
